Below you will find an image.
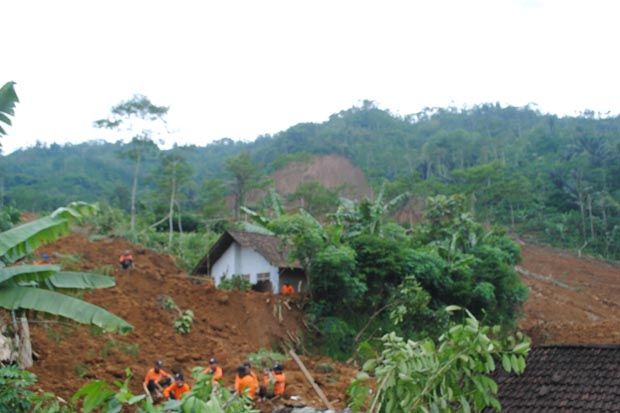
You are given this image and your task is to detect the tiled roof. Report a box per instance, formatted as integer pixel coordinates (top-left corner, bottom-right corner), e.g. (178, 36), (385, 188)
(490, 345), (620, 412)
(192, 230), (302, 275)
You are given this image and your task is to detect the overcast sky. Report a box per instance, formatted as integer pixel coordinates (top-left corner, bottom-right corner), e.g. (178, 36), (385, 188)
(2, 0), (619, 154)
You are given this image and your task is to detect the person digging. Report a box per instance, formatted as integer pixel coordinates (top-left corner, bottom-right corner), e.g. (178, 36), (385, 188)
(163, 373), (190, 400)
(143, 360), (172, 401)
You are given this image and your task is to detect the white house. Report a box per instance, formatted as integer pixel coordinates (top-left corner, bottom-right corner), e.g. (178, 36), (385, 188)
(192, 230), (305, 294)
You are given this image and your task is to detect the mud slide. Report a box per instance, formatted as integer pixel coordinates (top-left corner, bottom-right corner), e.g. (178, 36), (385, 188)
(518, 243), (620, 345)
(29, 233), (355, 411)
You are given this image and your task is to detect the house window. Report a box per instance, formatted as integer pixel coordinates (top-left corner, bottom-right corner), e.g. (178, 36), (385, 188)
(257, 272), (270, 282)
(240, 274), (251, 281)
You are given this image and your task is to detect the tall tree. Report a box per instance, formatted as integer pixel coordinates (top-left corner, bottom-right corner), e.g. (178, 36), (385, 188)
(225, 152), (267, 220)
(156, 150), (193, 248)
(201, 178), (227, 220)
(94, 95), (168, 234)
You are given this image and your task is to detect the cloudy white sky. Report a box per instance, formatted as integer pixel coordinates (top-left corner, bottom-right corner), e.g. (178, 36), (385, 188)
(2, 0), (619, 153)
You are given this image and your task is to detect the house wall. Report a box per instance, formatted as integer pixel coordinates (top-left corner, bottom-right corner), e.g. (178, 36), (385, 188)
(211, 242), (280, 293)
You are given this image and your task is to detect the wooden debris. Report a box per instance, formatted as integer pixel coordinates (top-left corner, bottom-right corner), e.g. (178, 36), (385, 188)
(289, 349), (335, 410)
(515, 266), (574, 290)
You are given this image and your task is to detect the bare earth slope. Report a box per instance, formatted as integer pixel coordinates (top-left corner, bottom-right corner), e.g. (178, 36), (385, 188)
(271, 154), (373, 199)
(29, 233), (354, 410)
(519, 243), (620, 345)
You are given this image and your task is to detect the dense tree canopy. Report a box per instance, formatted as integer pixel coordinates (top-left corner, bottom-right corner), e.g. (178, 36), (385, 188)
(2, 102), (619, 258)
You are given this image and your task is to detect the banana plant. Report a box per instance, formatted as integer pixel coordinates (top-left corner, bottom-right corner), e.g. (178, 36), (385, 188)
(0, 202), (132, 366)
(334, 183), (409, 238)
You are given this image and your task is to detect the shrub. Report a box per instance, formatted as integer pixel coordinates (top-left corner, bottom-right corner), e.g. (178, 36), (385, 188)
(0, 366), (36, 413)
(158, 294), (178, 311)
(219, 275), (251, 291)
(174, 310), (194, 334)
(316, 317), (356, 361)
(247, 348), (288, 370)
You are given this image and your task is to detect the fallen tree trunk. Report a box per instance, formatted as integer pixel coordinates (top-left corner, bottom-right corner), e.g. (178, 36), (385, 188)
(515, 266), (574, 290)
(289, 349), (335, 411)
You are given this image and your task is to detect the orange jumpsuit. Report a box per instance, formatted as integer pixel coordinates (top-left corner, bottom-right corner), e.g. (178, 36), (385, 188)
(281, 284), (295, 295)
(163, 382), (190, 400)
(236, 374), (258, 399)
(204, 365), (223, 383)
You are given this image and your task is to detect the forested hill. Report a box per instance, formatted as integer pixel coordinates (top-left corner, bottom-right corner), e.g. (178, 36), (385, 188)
(3, 102), (620, 258)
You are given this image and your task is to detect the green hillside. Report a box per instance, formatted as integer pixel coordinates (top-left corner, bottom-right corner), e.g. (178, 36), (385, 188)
(2, 101), (619, 259)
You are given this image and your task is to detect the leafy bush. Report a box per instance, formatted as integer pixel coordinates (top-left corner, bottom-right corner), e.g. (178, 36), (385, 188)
(219, 275), (251, 291)
(0, 206), (21, 231)
(348, 308), (530, 413)
(316, 317), (356, 361)
(0, 366), (36, 413)
(174, 309), (194, 334)
(158, 294), (178, 311)
(247, 348), (288, 370)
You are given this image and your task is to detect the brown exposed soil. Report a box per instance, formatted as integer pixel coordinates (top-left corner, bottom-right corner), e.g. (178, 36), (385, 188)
(271, 155), (373, 199)
(28, 233), (355, 411)
(25, 228), (620, 409)
(227, 154), (374, 209)
(518, 242), (620, 345)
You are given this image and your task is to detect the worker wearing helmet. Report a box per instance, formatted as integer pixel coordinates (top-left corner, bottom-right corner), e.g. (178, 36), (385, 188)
(235, 365), (258, 400)
(119, 250), (134, 270)
(203, 357), (223, 384)
(143, 360), (172, 400)
(163, 373), (190, 400)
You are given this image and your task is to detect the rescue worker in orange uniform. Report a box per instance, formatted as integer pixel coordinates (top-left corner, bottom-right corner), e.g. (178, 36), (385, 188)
(143, 360), (172, 399)
(260, 363), (286, 399)
(119, 250), (134, 270)
(203, 357), (223, 384)
(235, 365), (258, 400)
(272, 364), (286, 397)
(163, 373), (190, 400)
(281, 282), (295, 295)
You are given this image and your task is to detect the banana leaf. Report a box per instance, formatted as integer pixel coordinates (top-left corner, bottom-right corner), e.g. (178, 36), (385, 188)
(47, 272), (115, 289)
(0, 81), (18, 136)
(0, 286), (132, 333)
(0, 264), (60, 285)
(0, 216), (70, 265)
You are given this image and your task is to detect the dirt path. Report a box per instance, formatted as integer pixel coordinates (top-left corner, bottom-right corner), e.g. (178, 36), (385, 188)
(518, 243), (620, 345)
(29, 233), (355, 411)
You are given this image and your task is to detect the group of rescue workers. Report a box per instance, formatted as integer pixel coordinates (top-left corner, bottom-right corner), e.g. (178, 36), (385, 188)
(123, 248), (291, 403)
(142, 358), (286, 402)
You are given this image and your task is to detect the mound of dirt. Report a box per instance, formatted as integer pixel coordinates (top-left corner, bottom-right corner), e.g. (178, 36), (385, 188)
(518, 243), (620, 345)
(29, 233), (355, 411)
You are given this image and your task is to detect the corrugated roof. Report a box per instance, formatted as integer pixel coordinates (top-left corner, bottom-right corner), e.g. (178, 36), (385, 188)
(192, 230), (302, 275)
(488, 345), (620, 412)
